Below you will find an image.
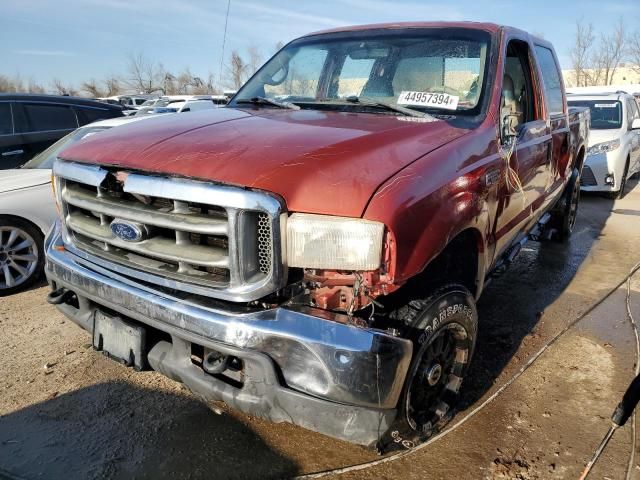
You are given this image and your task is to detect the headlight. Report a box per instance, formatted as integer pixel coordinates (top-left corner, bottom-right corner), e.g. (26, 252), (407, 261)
(286, 213), (384, 270)
(588, 139), (620, 156)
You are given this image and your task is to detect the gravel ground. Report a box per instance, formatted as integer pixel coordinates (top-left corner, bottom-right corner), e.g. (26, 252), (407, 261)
(1, 181), (640, 479)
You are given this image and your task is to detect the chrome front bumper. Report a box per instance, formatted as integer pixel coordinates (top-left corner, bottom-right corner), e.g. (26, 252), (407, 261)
(45, 222), (412, 445)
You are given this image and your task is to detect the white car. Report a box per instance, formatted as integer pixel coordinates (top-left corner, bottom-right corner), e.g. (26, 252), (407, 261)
(134, 97), (217, 116)
(0, 116), (152, 295)
(568, 92), (640, 197)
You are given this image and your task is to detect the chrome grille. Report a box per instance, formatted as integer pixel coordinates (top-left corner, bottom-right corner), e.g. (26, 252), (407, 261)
(580, 165), (597, 186)
(53, 160), (285, 302)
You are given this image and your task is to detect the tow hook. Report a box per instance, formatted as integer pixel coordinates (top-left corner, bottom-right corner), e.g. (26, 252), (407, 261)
(202, 349), (230, 375)
(46, 287), (76, 305)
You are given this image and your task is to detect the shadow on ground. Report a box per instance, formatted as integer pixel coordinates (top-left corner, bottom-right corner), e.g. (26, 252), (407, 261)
(459, 190), (618, 410)
(0, 381), (298, 480)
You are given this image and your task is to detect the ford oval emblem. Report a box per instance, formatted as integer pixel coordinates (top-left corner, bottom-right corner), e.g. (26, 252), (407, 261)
(110, 219), (145, 242)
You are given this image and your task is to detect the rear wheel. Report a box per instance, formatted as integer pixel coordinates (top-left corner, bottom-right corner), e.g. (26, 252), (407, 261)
(380, 284), (478, 452)
(0, 218), (44, 296)
(550, 167), (580, 242)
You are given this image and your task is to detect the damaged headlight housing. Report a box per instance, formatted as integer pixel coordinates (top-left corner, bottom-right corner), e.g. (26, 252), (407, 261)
(286, 213), (384, 270)
(588, 139), (620, 156)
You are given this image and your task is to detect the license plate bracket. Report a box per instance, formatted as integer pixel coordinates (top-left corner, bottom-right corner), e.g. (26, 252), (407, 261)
(93, 311), (146, 370)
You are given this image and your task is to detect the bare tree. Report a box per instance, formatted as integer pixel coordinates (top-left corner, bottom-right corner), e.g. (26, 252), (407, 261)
(227, 50), (249, 89)
(592, 19), (627, 85)
(570, 19), (595, 87)
(0, 75), (19, 93)
(26, 78), (46, 94)
(104, 76), (121, 96)
(0, 74), (46, 93)
(81, 79), (105, 97)
(51, 78), (78, 96)
(125, 52), (165, 94)
(247, 46), (263, 76)
(628, 28), (640, 74)
(194, 72), (221, 95)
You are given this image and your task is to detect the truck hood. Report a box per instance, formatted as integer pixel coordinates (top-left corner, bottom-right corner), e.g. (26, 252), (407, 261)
(588, 128), (622, 147)
(59, 108), (468, 217)
(0, 169), (51, 194)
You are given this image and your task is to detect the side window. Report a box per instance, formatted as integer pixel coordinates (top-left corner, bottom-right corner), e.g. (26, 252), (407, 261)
(0, 103), (13, 135)
(534, 46), (564, 116)
(502, 40), (538, 130)
(76, 107), (112, 125)
(626, 98), (639, 129)
(22, 103), (77, 131)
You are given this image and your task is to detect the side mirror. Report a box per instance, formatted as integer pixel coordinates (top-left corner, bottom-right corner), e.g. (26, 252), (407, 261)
(632, 118), (640, 130)
(501, 111), (520, 143)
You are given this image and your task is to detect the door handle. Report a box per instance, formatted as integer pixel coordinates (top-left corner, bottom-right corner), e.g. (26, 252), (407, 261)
(1, 149), (24, 157)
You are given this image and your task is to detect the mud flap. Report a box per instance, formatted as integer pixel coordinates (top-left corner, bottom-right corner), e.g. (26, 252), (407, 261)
(93, 311), (146, 371)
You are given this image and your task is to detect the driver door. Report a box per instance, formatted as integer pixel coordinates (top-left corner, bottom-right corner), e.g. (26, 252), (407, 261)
(494, 39), (552, 258)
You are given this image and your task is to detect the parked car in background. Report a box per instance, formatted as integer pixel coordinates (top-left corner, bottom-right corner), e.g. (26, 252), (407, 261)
(46, 22), (589, 450)
(134, 97), (217, 116)
(568, 92), (640, 197)
(0, 115), (152, 295)
(211, 95), (229, 106)
(0, 94), (124, 169)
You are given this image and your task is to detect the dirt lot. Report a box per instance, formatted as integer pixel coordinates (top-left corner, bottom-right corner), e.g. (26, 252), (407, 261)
(2, 182), (640, 480)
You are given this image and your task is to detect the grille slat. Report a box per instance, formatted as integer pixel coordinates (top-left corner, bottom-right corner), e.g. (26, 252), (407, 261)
(54, 161), (284, 301)
(63, 183), (228, 235)
(66, 211), (229, 268)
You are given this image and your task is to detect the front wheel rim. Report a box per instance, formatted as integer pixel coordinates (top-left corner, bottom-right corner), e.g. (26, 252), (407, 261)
(0, 226), (39, 290)
(405, 323), (470, 434)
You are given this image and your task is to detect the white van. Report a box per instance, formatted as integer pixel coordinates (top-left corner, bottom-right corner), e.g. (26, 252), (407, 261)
(568, 92), (640, 197)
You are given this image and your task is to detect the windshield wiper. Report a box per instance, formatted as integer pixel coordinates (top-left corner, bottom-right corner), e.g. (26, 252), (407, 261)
(344, 95), (432, 119)
(236, 96), (300, 110)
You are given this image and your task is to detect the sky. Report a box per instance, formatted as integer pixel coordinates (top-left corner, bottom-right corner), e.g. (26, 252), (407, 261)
(0, 0), (636, 90)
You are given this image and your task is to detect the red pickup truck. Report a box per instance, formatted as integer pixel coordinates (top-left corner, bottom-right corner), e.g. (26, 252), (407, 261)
(45, 22), (589, 450)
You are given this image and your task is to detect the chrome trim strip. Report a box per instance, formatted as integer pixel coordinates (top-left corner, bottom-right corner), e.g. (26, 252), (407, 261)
(124, 174), (282, 215)
(53, 161), (108, 187)
(45, 223), (412, 408)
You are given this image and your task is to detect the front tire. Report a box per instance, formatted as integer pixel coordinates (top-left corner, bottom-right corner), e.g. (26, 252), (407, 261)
(609, 157), (630, 199)
(380, 284), (478, 451)
(0, 218), (44, 296)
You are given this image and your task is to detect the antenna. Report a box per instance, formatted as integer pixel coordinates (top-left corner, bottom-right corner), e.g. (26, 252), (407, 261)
(218, 0), (231, 87)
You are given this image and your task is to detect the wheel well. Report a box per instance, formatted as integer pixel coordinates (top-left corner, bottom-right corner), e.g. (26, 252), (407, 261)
(390, 229), (480, 303)
(421, 229), (480, 297)
(576, 145), (585, 172)
(0, 214), (44, 237)
(575, 146), (586, 172)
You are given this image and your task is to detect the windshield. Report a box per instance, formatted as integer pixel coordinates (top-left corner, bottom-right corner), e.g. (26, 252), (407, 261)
(231, 28), (490, 115)
(22, 126), (110, 169)
(568, 100), (623, 129)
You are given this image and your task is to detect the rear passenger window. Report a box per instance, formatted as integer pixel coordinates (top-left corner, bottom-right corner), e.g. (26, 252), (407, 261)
(534, 46), (564, 116)
(22, 103), (77, 131)
(0, 103), (12, 135)
(76, 107), (113, 125)
(627, 98), (640, 129)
